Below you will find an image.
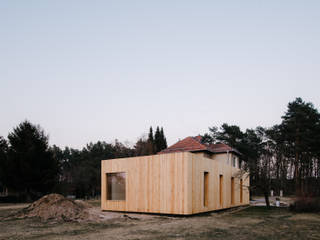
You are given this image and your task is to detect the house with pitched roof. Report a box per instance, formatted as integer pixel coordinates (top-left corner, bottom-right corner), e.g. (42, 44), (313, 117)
(101, 136), (249, 215)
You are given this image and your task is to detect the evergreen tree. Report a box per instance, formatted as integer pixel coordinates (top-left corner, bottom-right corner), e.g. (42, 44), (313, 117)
(0, 136), (8, 192)
(280, 97), (320, 195)
(147, 127), (155, 154)
(202, 97), (320, 201)
(6, 121), (59, 200)
(201, 133), (215, 144)
(134, 137), (151, 156)
(154, 126), (161, 153)
(148, 127), (154, 144)
(160, 127), (167, 150)
(160, 127), (167, 151)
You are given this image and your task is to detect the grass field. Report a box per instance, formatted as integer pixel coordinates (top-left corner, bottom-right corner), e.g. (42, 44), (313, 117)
(0, 202), (319, 240)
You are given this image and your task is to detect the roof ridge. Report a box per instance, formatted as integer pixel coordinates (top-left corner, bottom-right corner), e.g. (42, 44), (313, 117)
(159, 136), (241, 155)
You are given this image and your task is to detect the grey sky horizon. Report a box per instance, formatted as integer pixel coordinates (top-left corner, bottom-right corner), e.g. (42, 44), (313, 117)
(1, 1), (320, 149)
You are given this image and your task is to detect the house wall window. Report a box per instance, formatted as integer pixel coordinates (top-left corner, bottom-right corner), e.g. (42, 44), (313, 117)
(219, 175), (223, 207)
(240, 179), (243, 203)
(107, 172), (126, 200)
(204, 172), (209, 207)
(232, 156), (237, 168)
(231, 177), (235, 205)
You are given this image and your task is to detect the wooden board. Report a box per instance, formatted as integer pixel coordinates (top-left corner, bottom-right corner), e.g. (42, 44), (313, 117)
(101, 152), (193, 214)
(191, 152), (250, 213)
(101, 151), (249, 214)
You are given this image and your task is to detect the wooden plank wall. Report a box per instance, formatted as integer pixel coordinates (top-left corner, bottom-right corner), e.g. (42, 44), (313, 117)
(101, 152), (193, 214)
(101, 152), (250, 215)
(191, 153), (250, 214)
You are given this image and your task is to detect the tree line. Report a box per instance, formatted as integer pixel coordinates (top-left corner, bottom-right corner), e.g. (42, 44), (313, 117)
(202, 97), (320, 206)
(0, 124), (167, 200)
(1, 97), (319, 203)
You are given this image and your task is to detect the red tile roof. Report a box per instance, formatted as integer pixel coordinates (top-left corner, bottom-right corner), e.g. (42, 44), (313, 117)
(209, 143), (236, 153)
(159, 136), (241, 155)
(159, 136), (207, 154)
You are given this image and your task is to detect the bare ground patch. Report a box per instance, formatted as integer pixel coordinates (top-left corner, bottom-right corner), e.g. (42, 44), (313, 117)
(1, 205), (320, 240)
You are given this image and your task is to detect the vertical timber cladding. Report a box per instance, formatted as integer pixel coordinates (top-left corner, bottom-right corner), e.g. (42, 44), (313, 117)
(101, 152), (193, 214)
(191, 152), (250, 214)
(101, 151), (250, 215)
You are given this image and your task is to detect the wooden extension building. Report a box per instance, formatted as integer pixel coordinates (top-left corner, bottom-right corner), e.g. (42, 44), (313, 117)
(101, 136), (249, 215)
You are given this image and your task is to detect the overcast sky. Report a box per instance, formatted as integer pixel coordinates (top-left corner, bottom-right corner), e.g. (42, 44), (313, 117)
(1, 1), (320, 149)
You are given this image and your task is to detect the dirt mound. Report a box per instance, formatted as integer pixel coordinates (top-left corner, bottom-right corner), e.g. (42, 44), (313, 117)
(17, 194), (93, 222)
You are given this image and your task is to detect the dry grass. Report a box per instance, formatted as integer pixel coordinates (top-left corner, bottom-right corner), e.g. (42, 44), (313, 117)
(0, 203), (320, 240)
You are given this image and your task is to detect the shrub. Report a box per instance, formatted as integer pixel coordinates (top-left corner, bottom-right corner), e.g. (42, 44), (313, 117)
(290, 197), (320, 213)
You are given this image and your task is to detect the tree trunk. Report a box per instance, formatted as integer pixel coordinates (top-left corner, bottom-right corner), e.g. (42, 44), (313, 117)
(264, 191), (270, 208)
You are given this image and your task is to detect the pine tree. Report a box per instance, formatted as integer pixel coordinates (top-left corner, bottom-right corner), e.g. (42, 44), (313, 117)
(160, 127), (167, 150)
(148, 127), (154, 144)
(280, 97), (320, 195)
(6, 121), (59, 200)
(154, 126), (161, 153)
(0, 137), (8, 192)
(147, 127), (155, 154)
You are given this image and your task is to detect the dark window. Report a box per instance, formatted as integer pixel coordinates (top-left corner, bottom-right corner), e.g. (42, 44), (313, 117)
(219, 175), (223, 206)
(204, 172), (209, 207)
(232, 156), (236, 167)
(231, 177), (235, 205)
(107, 172), (126, 200)
(240, 179), (243, 203)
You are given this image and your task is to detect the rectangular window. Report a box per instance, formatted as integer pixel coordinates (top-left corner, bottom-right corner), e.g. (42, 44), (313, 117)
(219, 175), (223, 207)
(204, 172), (209, 207)
(232, 156), (236, 167)
(240, 179), (243, 203)
(107, 172), (126, 200)
(231, 177), (235, 205)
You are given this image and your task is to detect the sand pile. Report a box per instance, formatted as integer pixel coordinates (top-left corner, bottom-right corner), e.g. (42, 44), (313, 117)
(18, 194), (93, 222)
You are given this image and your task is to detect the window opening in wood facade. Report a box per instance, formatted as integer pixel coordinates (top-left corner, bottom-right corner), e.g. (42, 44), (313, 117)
(204, 172), (209, 207)
(231, 177), (235, 205)
(219, 174), (223, 206)
(240, 179), (243, 203)
(107, 172), (126, 200)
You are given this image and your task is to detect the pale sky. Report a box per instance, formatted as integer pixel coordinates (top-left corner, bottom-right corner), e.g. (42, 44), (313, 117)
(1, 1), (320, 149)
